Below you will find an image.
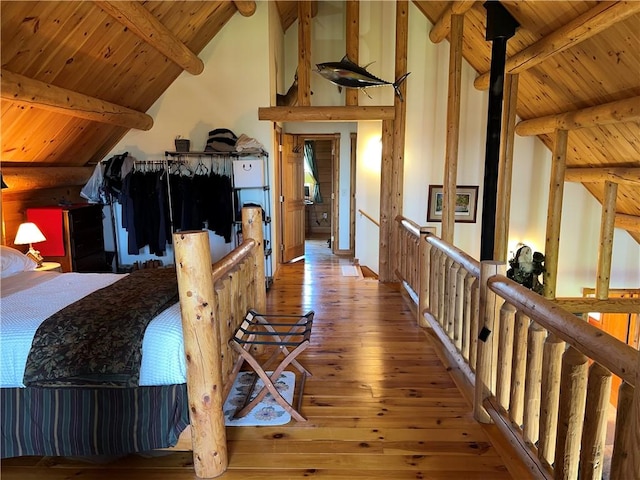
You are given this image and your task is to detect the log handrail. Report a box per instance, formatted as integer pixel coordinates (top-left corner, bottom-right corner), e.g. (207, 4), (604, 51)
(358, 209), (380, 227)
(211, 239), (257, 283)
(488, 275), (638, 385)
(425, 232), (480, 278)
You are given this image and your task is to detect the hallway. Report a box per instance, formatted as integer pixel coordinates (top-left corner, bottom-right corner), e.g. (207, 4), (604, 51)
(2, 244), (515, 479)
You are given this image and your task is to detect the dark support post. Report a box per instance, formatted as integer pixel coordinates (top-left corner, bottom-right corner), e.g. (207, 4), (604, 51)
(480, 1), (519, 261)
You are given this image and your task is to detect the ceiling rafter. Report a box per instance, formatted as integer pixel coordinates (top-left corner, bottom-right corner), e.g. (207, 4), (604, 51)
(233, 1), (256, 17)
(93, 1), (205, 75)
(515, 96), (640, 136)
(565, 167), (640, 185)
(258, 106), (395, 122)
(474, 1), (640, 90)
(426, 0), (475, 44)
(1, 69), (153, 131)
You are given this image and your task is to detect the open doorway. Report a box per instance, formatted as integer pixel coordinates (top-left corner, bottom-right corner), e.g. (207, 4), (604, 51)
(277, 130), (354, 265)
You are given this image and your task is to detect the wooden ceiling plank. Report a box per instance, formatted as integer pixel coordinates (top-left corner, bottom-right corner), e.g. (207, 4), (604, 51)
(428, 1), (476, 44)
(93, 1), (204, 75)
(233, 1), (256, 17)
(258, 106), (395, 122)
(1, 69), (153, 131)
(475, 1), (640, 90)
(515, 96), (640, 136)
(565, 168), (640, 185)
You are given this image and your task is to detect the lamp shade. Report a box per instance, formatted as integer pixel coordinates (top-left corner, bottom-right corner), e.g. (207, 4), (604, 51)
(14, 222), (46, 245)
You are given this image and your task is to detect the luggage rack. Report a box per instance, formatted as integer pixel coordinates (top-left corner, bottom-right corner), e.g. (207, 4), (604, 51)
(229, 310), (314, 422)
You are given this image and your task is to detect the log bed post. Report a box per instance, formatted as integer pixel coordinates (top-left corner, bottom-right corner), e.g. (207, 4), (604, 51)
(174, 231), (228, 478)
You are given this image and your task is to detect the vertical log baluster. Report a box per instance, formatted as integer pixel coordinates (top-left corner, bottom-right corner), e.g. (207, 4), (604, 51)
(496, 302), (517, 410)
(429, 246), (439, 325)
(579, 363), (612, 480)
(469, 277), (480, 372)
(418, 231), (431, 328)
(510, 311), (529, 427)
(438, 251), (447, 328)
(555, 347), (589, 480)
(523, 322), (546, 446)
(447, 259), (459, 338)
(453, 266), (466, 352)
(444, 257), (455, 336)
(462, 273), (474, 362)
(538, 333), (565, 467)
(610, 382), (634, 478)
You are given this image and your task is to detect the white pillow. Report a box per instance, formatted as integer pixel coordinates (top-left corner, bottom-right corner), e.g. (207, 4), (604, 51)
(0, 245), (37, 278)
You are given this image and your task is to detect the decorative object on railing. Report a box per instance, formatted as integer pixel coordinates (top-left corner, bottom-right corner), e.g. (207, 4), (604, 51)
(507, 244), (545, 294)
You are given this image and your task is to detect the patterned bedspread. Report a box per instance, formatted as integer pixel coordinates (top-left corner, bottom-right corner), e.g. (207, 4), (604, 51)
(23, 268), (179, 387)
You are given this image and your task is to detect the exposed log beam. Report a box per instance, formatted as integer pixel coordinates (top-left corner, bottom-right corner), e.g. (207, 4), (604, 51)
(615, 213), (640, 233)
(596, 181), (617, 299)
(515, 96), (640, 136)
(1, 167), (94, 192)
(427, 1), (475, 44)
(565, 167), (640, 185)
(94, 1), (204, 75)
(0, 69), (153, 131)
(258, 105), (395, 122)
(345, 0), (360, 106)
(474, 1), (640, 90)
(233, 1), (256, 17)
(297, 1), (312, 107)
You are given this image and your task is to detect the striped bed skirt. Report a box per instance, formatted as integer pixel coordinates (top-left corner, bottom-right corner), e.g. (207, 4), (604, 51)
(1, 384), (190, 458)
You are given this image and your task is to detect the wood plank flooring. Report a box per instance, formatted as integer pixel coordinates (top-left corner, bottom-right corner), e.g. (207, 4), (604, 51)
(1, 240), (514, 479)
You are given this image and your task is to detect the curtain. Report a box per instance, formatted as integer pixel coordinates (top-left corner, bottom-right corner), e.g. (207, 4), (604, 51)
(304, 141), (322, 203)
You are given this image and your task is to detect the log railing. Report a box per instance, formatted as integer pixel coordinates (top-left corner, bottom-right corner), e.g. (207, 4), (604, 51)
(394, 215), (640, 480)
(173, 206), (266, 479)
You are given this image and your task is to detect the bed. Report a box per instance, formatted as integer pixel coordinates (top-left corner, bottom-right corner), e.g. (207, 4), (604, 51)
(0, 244), (190, 458)
(0, 206), (267, 478)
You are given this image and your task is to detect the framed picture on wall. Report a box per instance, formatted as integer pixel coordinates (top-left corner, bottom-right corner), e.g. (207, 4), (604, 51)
(427, 185), (479, 223)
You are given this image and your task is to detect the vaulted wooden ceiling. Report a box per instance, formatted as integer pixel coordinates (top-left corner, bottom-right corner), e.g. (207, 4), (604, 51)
(1, 1), (638, 243)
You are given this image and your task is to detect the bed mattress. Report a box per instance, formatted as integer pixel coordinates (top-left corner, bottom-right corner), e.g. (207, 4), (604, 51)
(0, 271), (186, 388)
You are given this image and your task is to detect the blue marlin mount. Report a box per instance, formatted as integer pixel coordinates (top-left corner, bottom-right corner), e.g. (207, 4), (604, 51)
(315, 55), (410, 101)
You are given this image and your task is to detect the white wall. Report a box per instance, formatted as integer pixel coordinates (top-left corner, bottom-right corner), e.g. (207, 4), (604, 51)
(104, 3), (273, 268)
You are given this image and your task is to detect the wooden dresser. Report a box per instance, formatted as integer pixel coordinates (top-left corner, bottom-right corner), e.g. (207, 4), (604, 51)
(26, 204), (110, 273)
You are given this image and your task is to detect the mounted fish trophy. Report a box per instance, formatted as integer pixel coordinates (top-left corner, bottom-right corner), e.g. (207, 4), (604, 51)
(315, 55), (410, 101)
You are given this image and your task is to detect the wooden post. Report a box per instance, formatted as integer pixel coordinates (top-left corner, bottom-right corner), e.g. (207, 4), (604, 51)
(474, 261), (505, 423)
(555, 347), (589, 480)
(538, 333), (565, 466)
(496, 302), (516, 410)
(379, 118), (394, 281)
(242, 207), (266, 312)
(579, 363), (612, 480)
(543, 129), (568, 300)
(523, 322), (546, 446)
(173, 231), (228, 478)
(441, 13), (463, 244)
(596, 180), (617, 299)
(418, 229), (432, 328)
(345, 0), (359, 106)
(297, 1), (312, 107)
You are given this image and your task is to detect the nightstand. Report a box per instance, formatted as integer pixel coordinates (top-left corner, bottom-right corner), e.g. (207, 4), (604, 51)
(36, 262), (62, 273)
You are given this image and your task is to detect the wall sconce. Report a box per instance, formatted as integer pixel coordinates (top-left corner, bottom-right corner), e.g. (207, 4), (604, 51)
(14, 222), (47, 266)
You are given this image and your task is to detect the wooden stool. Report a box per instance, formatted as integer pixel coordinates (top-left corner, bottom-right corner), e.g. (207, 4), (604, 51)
(229, 309), (314, 422)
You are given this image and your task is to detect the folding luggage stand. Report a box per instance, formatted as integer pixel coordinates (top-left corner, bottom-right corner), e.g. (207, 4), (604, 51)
(229, 310), (314, 422)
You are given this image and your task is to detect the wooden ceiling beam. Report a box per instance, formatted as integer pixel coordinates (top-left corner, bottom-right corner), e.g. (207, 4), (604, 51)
(615, 214), (640, 233)
(515, 96), (640, 136)
(258, 106), (395, 122)
(565, 167), (640, 185)
(427, 1), (476, 44)
(475, 1), (640, 90)
(1, 167), (94, 192)
(94, 1), (204, 75)
(0, 69), (153, 131)
(233, 1), (256, 17)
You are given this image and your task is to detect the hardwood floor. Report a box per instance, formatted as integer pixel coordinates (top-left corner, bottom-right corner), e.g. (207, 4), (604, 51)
(1, 240), (514, 479)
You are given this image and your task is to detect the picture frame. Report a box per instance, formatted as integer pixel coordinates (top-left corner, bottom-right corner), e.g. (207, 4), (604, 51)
(427, 185), (479, 223)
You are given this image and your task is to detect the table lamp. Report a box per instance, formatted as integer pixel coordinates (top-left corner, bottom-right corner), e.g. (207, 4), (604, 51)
(14, 222), (47, 266)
